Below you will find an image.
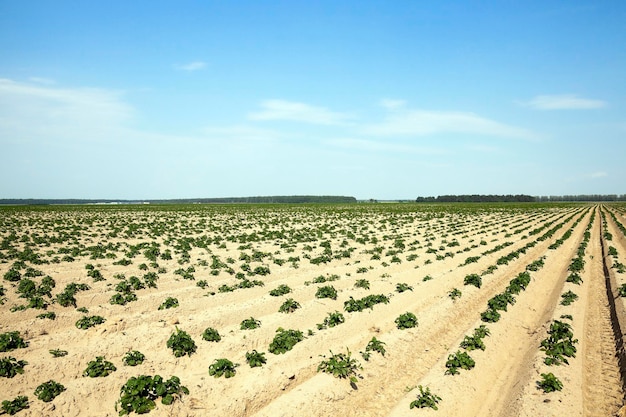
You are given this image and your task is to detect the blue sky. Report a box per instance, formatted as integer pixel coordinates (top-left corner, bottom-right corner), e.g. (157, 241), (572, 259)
(1, 1), (624, 200)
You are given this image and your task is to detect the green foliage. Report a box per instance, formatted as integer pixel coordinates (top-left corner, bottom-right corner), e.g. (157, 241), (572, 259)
(166, 328), (197, 357)
(34, 380), (66, 402)
(395, 312), (418, 329)
(540, 320), (578, 366)
(117, 375), (189, 415)
(245, 350), (267, 367)
(122, 350), (145, 366)
(343, 294), (390, 312)
(317, 349), (362, 385)
(448, 288), (462, 300)
(269, 284), (292, 296)
(1, 396), (29, 415)
(36, 311), (56, 320)
(315, 285), (338, 300)
(487, 292), (515, 312)
(445, 351), (475, 375)
(268, 328), (304, 354)
(568, 257), (585, 273)
(240, 317), (261, 330)
(560, 290), (578, 306)
(75, 315), (106, 330)
(83, 356), (116, 377)
(537, 372), (563, 393)
(3, 269), (21, 282)
(353, 279), (370, 289)
(395, 283), (413, 293)
(360, 337), (386, 361)
(317, 311), (345, 330)
(278, 298), (301, 313)
(463, 274), (482, 288)
(49, 349), (68, 358)
(201, 327), (221, 342)
(208, 358), (239, 378)
(0, 331), (28, 352)
(481, 308), (501, 323)
(618, 283), (626, 297)
(158, 297), (179, 310)
(409, 385), (441, 410)
(0, 356), (28, 378)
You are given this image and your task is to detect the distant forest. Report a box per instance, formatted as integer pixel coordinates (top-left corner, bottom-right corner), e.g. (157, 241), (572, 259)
(0, 195), (357, 205)
(415, 194), (626, 203)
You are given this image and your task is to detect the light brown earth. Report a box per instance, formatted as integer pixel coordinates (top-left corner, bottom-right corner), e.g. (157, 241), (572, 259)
(0, 203), (624, 416)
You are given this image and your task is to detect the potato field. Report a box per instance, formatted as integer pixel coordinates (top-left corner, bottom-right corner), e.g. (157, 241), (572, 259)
(1, 203), (626, 416)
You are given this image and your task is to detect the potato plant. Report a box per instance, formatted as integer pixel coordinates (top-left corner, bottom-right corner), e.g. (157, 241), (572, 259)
(167, 328), (197, 357)
(0, 356), (28, 378)
(409, 385), (441, 410)
(1, 395), (29, 415)
(208, 358), (239, 378)
(122, 350), (145, 366)
(34, 380), (66, 402)
(245, 350), (267, 368)
(116, 375), (189, 415)
(83, 356), (116, 377)
(317, 349), (362, 385)
(201, 327), (221, 342)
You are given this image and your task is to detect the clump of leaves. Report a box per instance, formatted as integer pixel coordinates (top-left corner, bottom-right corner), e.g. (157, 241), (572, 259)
(158, 297), (179, 310)
(540, 320), (578, 366)
(409, 385), (441, 410)
(354, 279), (370, 289)
(49, 349), (68, 358)
(37, 312), (56, 320)
(464, 274), (482, 288)
(123, 350), (145, 366)
(246, 350), (267, 368)
(481, 308), (501, 323)
(167, 327), (197, 357)
(343, 294), (390, 312)
(240, 317), (261, 330)
(315, 285), (338, 300)
(360, 337), (386, 361)
(201, 327), (221, 342)
(0, 331), (28, 352)
(448, 288), (462, 300)
(566, 273), (583, 285)
(278, 298), (301, 313)
(83, 356), (116, 377)
(75, 315), (106, 330)
(560, 290), (578, 306)
(268, 328), (304, 354)
(317, 349), (362, 386)
(116, 375), (189, 415)
(269, 284), (292, 296)
(0, 356), (28, 378)
(395, 283), (413, 293)
(1, 395), (29, 415)
(208, 358), (239, 378)
(460, 325), (491, 351)
(618, 284), (626, 298)
(395, 312), (418, 329)
(537, 372), (563, 393)
(445, 351), (475, 375)
(34, 380), (66, 402)
(317, 311), (345, 330)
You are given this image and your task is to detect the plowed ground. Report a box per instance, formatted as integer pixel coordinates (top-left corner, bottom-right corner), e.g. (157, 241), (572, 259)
(0, 203), (624, 416)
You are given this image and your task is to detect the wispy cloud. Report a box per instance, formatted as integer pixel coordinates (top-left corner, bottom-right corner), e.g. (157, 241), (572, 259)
(380, 98), (406, 110)
(175, 61), (207, 71)
(248, 99), (352, 125)
(590, 171), (608, 178)
(326, 138), (444, 154)
(361, 109), (538, 140)
(201, 125), (285, 142)
(523, 94), (607, 110)
(28, 77), (55, 85)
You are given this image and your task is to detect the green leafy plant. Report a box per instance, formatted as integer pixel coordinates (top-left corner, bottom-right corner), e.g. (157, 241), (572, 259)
(269, 284), (292, 296)
(537, 372), (563, 393)
(158, 297), (179, 310)
(540, 320), (578, 366)
(395, 283), (413, 293)
(0, 356), (28, 378)
(201, 327), (221, 342)
(448, 288), (462, 300)
(37, 312), (56, 320)
(566, 273), (583, 285)
(116, 375), (189, 415)
(278, 298), (301, 313)
(83, 356), (116, 377)
(445, 351), (475, 375)
(122, 350), (145, 366)
(34, 380), (66, 402)
(560, 290), (578, 306)
(317, 349), (362, 386)
(481, 308), (501, 323)
(409, 385), (441, 410)
(268, 328), (304, 354)
(395, 312), (418, 329)
(317, 311), (345, 329)
(464, 274), (482, 288)
(240, 317), (261, 330)
(315, 285), (338, 300)
(75, 315), (106, 330)
(49, 349), (68, 358)
(245, 350), (267, 368)
(167, 327), (197, 357)
(618, 283), (626, 297)
(0, 331), (28, 352)
(208, 358), (239, 378)
(354, 279), (370, 289)
(360, 337), (386, 361)
(343, 294), (390, 312)
(1, 395), (29, 415)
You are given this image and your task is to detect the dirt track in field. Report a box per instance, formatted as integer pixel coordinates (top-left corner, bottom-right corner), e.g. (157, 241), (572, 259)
(0, 204), (625, 416)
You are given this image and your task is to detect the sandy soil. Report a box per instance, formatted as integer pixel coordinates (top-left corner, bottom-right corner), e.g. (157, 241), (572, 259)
(0, 204), (624, 416)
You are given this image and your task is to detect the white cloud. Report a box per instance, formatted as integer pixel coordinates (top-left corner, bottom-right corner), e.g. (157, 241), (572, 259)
(175, 61), (207, 71)
(326, 138), (444, 154)
(28, 77), (56, 85)
(201, 125), (285, 142)
(590, 171), (608, 178)
(361, 109), (538, 140)
(248, 99), (352, 125)
(523, 94), (606, 110)
(380, 98), (406, 110)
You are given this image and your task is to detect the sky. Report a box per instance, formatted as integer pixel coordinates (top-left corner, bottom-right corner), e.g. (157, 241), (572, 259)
(1, 1), (625, 200)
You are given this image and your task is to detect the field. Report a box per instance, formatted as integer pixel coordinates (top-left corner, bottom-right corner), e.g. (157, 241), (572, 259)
(1, 202), (626, 416)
